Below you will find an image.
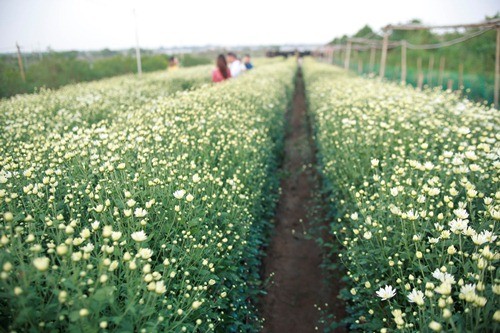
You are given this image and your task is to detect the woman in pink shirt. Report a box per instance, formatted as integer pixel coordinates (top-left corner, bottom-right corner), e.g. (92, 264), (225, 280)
(212, 54), (231, 83)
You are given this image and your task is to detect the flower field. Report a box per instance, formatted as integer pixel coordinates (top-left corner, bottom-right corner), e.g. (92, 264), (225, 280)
(304, 60), (499, 332)
(0, 61), (295, 332)
(1, 65), (212, 140)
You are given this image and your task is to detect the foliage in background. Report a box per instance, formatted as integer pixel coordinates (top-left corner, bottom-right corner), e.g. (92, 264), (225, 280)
(180, 54), (213, 67)
(328, 15), (498, 103)
(0, 51), (211, 98)
(0, 62), (295, 332)
(304, 60), (499, 332)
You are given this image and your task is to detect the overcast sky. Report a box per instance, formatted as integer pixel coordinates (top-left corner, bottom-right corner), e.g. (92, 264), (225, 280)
(0, 0), (499, 52)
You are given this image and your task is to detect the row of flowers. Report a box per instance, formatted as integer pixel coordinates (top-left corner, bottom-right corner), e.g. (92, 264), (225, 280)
(1, 65), (213, 145)
(303, 60), (499, 332)
(0, 62), (295, 332)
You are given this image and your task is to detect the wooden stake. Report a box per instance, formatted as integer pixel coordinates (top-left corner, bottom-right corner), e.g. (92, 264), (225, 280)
(379, 32), (389, 78)
(447, 79), (453, 91)
(427, 55), (434, 86)
(401, 40), (407, 83)
(438, 56), (445, 87)
(16, 43), (26, 82)
(495, 27), (499, 108)
(358, 58), (363, 74)
(417, 72), (424, 90)
(344, 41), (352, 70)
(369, 46), (376, 73)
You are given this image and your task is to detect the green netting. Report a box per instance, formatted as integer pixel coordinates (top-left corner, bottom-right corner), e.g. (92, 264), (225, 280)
(328, 57), (494, 104)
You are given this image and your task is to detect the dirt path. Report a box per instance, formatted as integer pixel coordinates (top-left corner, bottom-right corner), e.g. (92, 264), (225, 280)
(260, 67), (346, 332)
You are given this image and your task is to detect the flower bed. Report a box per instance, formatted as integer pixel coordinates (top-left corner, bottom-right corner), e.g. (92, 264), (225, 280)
(304, 60), (499, 332)
(0, 65), (213, 140)
(0, 61), (295, 332)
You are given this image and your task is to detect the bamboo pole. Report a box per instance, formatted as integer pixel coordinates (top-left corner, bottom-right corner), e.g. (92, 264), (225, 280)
(438, 56), (445, 87)
(379, 32), (389, 78)
(344, 41), (352, 70)
(16, 43), (26, 82)
(401, 40), (407, 83)
(418, 72), (424, 90)
(495, 27), (499, 108)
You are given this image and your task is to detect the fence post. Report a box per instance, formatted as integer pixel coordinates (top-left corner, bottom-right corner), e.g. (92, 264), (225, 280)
(438, 56), (445, 87)
(16, 43), (26, 82)
(379, 30), (389, 78)
(447, 79), (453, 91)
(418, 72), (424, 90)
(344, 41), (352, 70)
(495, 27), (499, 108)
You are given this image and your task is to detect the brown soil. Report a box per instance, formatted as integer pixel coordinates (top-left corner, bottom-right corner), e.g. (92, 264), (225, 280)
(260, 67), (346, 332)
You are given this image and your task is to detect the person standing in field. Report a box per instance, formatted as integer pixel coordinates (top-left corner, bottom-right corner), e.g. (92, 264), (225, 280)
(212, 54), (231, 83)
(243, 54), (253, 70)
(227, 52), (246, 78)
(168, 56), (179, 71)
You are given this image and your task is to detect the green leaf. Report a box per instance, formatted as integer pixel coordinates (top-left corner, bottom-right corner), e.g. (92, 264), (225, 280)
(92, 286), (115, 303)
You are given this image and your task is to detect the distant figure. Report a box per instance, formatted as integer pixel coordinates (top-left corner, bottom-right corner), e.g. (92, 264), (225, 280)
(212, 54), (231, 83)
(168, 56), (179, 71)
(227, 52), (246, 78)
(243, 54), (253, 70)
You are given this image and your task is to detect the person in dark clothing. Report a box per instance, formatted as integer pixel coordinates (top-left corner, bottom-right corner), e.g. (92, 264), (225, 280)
(243, 54), (253, 70)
